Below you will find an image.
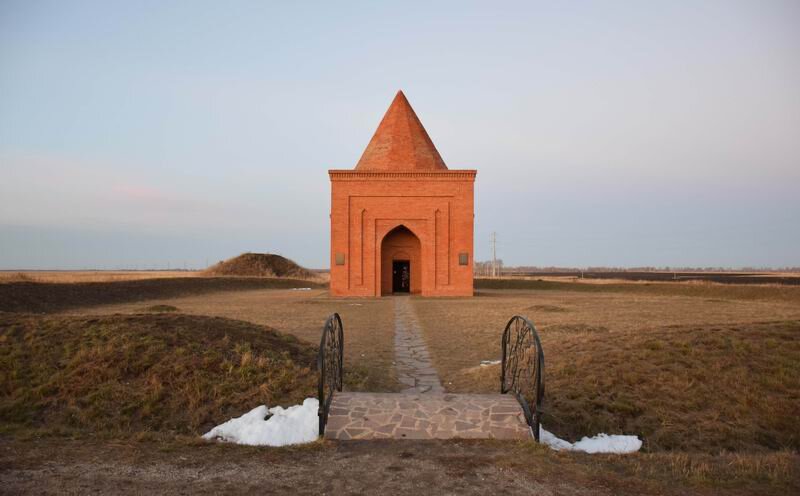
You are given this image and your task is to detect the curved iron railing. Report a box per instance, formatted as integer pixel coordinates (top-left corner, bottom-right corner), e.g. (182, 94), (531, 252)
(501, 315), (545, 441)
(317, 313), (344, 435)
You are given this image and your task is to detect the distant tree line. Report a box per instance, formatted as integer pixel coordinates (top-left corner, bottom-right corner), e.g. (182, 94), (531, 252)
(474, 260), (504, 276)
(499, 266), (800, 273)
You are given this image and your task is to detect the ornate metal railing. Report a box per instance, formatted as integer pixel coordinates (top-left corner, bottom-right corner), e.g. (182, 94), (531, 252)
(317, 313), (344, 435)
(501, 315), (545, 441)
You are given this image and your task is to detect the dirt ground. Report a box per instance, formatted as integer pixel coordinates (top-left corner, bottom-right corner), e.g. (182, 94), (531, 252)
(0, 439), (580, 496)
(2, 438), (796, 496)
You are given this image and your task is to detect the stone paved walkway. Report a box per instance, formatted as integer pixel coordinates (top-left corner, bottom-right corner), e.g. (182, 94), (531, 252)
(324, 296), (532, 441)
(324, 392), (532, 440)
(393, 296), (444, 393)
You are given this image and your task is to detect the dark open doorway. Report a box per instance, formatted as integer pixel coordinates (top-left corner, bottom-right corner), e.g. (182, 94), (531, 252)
(392, 260), (410, 293)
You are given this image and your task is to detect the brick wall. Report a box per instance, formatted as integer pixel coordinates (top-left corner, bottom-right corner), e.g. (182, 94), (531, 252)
(329, 170), (475, 297)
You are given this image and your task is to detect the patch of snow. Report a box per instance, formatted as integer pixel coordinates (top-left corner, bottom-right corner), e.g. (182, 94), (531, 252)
(539, 427), (641, 454)
(572, 433), (642, 453)
(291, 287), (312, 291)
(480, 360), (501, 367)
(539, 427), (574, 451)
(202, 398), (319, 447)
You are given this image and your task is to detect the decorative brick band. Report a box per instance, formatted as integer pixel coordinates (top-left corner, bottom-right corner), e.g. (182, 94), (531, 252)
(329, 170), (477, 181)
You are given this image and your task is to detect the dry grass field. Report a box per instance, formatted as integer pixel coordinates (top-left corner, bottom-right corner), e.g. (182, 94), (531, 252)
(1, 275), (799, 494)
(408, 280), (800, 490)
(413, 282), (800, 452)
(0, 270), (201, 283)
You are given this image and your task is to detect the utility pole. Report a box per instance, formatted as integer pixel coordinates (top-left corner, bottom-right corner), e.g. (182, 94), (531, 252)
(491, 232), (497, 278)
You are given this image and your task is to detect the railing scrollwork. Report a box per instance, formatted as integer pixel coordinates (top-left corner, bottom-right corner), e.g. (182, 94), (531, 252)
(501, 315), (545, 441)
(317, 313), (344, 435)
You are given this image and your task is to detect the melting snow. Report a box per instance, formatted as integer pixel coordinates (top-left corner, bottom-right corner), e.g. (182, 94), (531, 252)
(291, 287), (312, 291)
(202, 398), (318, 447)
(540, 427), (641, 454)
(480, 360), (501, 367)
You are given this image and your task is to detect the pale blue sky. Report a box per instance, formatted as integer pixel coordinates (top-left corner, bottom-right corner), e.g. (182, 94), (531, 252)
(1, 1), (798, 269)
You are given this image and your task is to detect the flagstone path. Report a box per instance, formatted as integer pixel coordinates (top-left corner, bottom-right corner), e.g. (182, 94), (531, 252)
(324, 296), (532, 441)
(324, 392), (532, 440)
(393, 296), (444, 393)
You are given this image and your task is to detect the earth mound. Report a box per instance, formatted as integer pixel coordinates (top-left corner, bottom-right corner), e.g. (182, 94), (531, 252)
(205, 253), (317, 280)
(0, 313), (318, 438)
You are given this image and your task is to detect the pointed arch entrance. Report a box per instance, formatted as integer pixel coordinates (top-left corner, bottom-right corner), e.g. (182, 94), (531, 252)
(380, 225), (422, 295)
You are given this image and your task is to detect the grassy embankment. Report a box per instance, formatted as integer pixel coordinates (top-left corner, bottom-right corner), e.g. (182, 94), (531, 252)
(0, 312), (318, 440)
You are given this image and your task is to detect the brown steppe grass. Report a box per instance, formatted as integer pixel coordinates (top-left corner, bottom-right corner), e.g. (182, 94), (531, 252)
(0, 312), (318, 439)
(411, 283), (800, 455)
(2, 276), (799, 493)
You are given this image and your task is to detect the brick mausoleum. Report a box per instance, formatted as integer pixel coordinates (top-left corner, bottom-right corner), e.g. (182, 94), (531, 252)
(329, 91), (476, 297)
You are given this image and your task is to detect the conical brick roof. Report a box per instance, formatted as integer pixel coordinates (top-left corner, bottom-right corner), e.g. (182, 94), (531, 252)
(355, 91), (448, 171)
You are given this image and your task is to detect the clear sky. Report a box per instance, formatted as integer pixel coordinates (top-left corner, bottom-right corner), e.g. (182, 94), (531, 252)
(1, 1), (798, 269)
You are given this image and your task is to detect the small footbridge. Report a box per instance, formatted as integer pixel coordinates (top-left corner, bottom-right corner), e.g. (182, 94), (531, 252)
(317, 314), (545, 441)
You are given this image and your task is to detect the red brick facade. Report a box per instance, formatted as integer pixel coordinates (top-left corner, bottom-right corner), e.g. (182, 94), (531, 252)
(329, 91), (475, 297)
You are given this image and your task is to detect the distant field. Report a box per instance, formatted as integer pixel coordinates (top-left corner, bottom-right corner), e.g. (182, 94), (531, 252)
(4, 269), (795, 285)
(475, 277), (800, 303)
(0, 270), (201, 283)
(499, 271), (800, 285)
